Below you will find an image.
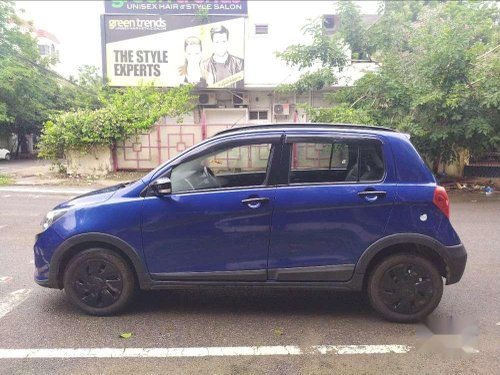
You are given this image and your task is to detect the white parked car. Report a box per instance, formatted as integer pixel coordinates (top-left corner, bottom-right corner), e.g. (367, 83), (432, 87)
(0, 148), (11, 160)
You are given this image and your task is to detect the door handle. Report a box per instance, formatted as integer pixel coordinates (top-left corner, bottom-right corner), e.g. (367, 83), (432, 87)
(241, 197), (270, 209)
(358, 190), (386, 202)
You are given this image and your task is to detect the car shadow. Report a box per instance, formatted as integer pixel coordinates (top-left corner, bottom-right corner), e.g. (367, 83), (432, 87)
(125, 288), (375, 319)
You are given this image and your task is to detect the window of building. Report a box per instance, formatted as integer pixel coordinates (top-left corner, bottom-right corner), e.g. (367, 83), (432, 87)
(39, 44), (50, 56)
(255, 24), (269, 35)
(249, 111), (268, 121)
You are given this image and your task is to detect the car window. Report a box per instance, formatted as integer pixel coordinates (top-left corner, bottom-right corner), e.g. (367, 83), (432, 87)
(289, 140), (384, 184)
(358, 143), (384, 182)
(290, 142), (357, 184)
(170, 143), (273, 193)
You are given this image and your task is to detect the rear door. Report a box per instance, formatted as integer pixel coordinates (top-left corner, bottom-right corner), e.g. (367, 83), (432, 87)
(268, 134), (397, 282)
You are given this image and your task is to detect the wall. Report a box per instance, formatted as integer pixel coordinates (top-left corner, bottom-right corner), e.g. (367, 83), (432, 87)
(438, 150), (469, 178)
(66, 146), (113, 176)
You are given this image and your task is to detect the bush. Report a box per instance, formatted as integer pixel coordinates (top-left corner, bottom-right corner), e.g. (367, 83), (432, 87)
(38, 84), (194, 161)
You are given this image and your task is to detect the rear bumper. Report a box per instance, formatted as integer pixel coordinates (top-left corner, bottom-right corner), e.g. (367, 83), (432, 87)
(444, 243), (467, 285)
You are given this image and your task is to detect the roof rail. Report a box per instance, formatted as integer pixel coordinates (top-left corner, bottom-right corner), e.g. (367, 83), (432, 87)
(214, 123), (396, 137)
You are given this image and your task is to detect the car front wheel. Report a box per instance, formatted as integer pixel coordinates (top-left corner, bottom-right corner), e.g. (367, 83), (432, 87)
(4, 153), (10, 161)
(367, 253), (443, 323)
(63, 248), (135, 316)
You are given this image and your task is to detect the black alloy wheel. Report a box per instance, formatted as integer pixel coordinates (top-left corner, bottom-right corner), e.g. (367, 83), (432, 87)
(368, 254), (443, 323)
(63, 249), (135, 315)
(72, 259), (123, 308)
(380, 263), (434, 314)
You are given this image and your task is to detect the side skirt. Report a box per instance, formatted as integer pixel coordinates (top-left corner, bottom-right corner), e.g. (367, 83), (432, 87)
(147, 273), (364, 292)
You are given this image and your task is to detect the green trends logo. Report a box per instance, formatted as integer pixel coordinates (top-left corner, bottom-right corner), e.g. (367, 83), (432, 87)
(111, 0), (126, 8)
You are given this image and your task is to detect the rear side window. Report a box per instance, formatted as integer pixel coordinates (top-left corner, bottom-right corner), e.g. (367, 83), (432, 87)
(289, 140), (384, 184)
(358, 143), (384, 182)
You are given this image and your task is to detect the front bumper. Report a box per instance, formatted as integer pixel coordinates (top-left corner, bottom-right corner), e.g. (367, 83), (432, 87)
(33, 228), (64, 289)
(444, 243), (467, 285)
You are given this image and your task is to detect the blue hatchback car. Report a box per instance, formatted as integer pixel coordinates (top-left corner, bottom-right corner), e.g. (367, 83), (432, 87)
(34, 124), (466, 322)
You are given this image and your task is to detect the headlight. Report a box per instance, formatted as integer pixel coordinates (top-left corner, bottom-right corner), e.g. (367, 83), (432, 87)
(41, 209), (69, 231)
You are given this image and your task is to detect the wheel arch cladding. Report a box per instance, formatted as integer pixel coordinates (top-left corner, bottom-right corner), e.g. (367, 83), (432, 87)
(356, 234), (450, 287)
(53, 233), (150, 289)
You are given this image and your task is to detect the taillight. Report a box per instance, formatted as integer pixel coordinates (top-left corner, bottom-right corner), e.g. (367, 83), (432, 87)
(433, 186), (450, 219)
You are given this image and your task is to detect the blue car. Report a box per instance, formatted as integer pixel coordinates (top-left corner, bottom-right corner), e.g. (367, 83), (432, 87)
(34, 124), (466, 322)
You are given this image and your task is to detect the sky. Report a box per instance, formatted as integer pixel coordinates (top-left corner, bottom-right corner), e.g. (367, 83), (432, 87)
(15, 1), (381, 79)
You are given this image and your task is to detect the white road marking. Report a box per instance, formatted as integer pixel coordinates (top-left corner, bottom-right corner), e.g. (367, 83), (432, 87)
(1, 195), (11, 198)
(0, 289), (31, 320)
(0, 187), (90, 195)
(0, 225), (5, 230)
(0, 345), (413, 359)
(0, 277), (12, 283)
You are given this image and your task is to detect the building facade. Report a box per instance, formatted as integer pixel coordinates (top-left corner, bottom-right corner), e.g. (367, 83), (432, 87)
(100, 0), (379, 171)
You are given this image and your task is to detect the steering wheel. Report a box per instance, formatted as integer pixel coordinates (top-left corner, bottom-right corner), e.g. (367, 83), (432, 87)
(203, 166), (221, 187)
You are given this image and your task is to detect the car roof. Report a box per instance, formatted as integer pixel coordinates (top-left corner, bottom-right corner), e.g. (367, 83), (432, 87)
(214, 123), (397, 138)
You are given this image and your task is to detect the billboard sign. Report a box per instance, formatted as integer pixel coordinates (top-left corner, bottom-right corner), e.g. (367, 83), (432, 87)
(102, 14), (245, 88)
(105, 0), (248, 16)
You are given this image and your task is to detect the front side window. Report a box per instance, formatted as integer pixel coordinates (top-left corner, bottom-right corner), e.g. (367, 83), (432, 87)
(289, 140), (384, 184)
(170, 143), (273, 193)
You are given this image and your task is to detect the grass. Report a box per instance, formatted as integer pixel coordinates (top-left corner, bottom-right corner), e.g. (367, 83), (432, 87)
(0, 174), (12, 186)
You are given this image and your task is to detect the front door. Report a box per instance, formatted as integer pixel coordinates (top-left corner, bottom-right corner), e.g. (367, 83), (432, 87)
(141, 137), (280, 281)
(268, 136), (396, 281)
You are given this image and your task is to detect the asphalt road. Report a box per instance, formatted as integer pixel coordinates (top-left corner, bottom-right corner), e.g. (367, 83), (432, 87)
(0, 187), (498, 374)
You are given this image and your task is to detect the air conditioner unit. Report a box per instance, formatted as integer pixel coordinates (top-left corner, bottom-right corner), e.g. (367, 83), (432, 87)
(198, 93), (217, 105)
(232, 93), (249, 106)
(274, 103), (290, 116)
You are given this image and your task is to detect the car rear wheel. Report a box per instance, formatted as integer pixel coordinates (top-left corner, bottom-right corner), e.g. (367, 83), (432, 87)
(367, 253), (443, 323)
(63, 248), (135, 316)
(4, 153), (10, 161)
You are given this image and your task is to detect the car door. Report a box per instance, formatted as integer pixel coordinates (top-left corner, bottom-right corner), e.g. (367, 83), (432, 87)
(141, 135), (282, 281)
(268, 134), (397, 282)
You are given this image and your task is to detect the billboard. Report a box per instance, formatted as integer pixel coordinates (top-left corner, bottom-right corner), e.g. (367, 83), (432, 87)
(104, 0), (248, 16)
(102, 14), (245, 88)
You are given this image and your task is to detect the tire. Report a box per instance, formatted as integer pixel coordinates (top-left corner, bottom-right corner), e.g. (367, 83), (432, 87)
(367, 253), (443, 323)
(63, 248), (135, 316)
(4, 153), (10, 161)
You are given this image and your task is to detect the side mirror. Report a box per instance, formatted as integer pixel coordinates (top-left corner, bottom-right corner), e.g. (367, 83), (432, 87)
(151, 177), (172, 196)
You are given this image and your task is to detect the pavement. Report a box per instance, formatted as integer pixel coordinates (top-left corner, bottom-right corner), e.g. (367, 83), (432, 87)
(0, 187), (498, 374)
(0, 159), (143, 189)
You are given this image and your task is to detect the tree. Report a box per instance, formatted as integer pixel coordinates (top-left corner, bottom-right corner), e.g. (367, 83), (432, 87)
(274, 2), (370, 122)
(278, 1), (500, 171)
(275, 19), (349, 94)
(332, 1), (500, 170)
(306, 105), (374, 124)
(336, 1), (368, 60)
(0, 1), (70, 154)
(63, 65), (104, 110)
